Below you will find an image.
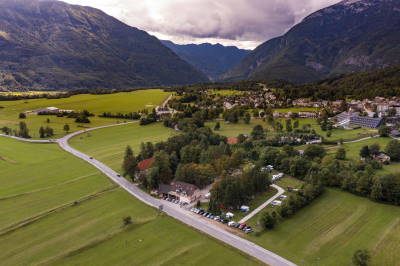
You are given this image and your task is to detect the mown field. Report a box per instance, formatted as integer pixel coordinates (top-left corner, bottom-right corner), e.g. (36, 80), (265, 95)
(69, 123), (176, 172)
(0, 89), (170, 139)
(246, 188), (400, 266)
(0, 137), (262, 266)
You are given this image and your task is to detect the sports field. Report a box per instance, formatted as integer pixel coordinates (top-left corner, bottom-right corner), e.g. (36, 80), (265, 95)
(246, 189), (400, 266)
(0, 137), (262, 266)
(0, 89), (170, 139)
(69, 122), (176, 172)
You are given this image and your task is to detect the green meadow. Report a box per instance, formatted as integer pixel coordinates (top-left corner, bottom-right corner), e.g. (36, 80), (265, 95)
(70, 122), (176, 172)
(207, 118), (376, 142)
(0, 89), (170, 139)
(0, 137), (262, 266)
(246, 189), (400, 266)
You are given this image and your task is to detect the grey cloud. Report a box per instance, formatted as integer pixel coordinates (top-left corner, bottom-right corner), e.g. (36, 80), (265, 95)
(64, 0), (342, 47)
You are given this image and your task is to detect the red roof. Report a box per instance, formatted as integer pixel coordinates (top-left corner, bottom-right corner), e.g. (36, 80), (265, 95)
(138, 157), (155, 171)
(227, 137), (238, 144)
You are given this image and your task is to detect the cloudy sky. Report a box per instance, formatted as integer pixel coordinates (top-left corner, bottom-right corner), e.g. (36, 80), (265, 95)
(63, 0), (342, 49)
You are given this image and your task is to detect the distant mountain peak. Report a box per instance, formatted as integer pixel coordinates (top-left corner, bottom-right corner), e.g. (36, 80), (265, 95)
(223, 0), (400, 83)
(0, 0), (208, 90)
(162, 40), (251, 80)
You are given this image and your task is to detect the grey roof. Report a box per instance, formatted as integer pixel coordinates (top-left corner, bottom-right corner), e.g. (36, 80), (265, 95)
(349, 115), (383, 129)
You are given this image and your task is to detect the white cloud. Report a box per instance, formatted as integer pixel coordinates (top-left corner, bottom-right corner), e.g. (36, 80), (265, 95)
(63, 0), (341, 49)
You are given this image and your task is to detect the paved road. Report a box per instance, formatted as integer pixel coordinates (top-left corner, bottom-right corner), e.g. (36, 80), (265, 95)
(2, 124), (296, 266)
(239, 184), (285, 224)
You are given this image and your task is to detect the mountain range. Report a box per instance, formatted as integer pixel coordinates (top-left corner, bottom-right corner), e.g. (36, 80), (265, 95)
(161, 41), (250, 80)
(0, 0), (208, 90)
(223, 0), (400, 83)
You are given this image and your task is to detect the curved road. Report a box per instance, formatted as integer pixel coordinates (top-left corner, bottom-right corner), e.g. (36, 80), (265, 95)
(2, 123), (296, 266)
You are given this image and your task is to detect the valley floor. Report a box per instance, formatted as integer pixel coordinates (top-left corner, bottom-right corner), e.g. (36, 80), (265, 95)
(0, 137), (262, 266)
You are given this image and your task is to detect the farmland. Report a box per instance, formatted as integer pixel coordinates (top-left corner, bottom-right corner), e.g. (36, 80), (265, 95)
(0, 137), (262, 266)
(69, 122), (176, 172)
(246, 189), (400, 266)
(0, 89), (170, 139)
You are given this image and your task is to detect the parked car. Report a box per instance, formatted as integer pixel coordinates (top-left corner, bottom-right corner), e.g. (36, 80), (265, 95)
(228, 221), (237, 227)
(279, 195), (287, 200)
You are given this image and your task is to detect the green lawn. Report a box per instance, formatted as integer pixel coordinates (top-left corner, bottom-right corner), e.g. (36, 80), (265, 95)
(0, 89), (170, 139)
(246, 189), (400, 266)
(233, 188), (278, 221)
(69, 123), (176, 172)
(0, 137), (262, 266)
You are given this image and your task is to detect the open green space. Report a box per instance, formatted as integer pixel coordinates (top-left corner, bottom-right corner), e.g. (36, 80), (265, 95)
(69, 123), (176, 172)
(0, 89), (170, 139)
(207, 118), (376, 142)
(246, 189), (400, 266)
(0, 137), (262, 266)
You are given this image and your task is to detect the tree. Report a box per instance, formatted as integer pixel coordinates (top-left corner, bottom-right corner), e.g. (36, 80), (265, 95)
(352, 249), (370, 266)
(385, 140), (400, 161)
(336, 147), (346, 160)
(378, 126), (391, 137)
(370, 179), (383, 201)
(326, 131), (332, 138)
(63, 124), (70, 134)
(293, 120), (299, 129)
(19, 113), (26, 119)
(285, 119), (292, 132)
(122, 146), (137, 180)
(46, 118), (50, 124)
(260, 211), (277, 230)
(369, 144), (380, 155)
(18, 121), (30, 138)
(122, 216), (133, 226)
(360, 146), (370, 159)
(251, 125), (265, 140)
(214, 121), (221, 131)
(244, 113), (251, 124)
(388, 108), (397, 117)
(304, 145), (326, 159)
(237, 134), (246, 144)
(39, 126), (45, 138)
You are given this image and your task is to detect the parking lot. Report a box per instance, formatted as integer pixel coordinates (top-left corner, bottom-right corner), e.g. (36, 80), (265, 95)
(189, 208), (254, 234)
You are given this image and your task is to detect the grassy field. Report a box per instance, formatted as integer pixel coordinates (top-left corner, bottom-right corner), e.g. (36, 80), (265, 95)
(246, 189), (400, 266)
(206, 118), (376, 142)
(0, 137), (262, 266)
(0, 89), (170, 139)
(70, 123), (176, 172)
(327, 137), (400, 175)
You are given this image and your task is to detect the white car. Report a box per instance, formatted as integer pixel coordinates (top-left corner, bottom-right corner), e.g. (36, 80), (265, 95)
(228, 221), (238, 227)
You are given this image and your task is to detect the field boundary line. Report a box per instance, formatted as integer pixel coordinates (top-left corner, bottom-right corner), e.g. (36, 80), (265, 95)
(0, 185), (118, 236)
(0, 172), (100, 201)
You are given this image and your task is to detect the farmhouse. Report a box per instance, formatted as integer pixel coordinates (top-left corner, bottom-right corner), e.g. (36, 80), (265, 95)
(158, 181), (201, 204)
(137, 157), (155, 175)
(373, 152), (391, 164)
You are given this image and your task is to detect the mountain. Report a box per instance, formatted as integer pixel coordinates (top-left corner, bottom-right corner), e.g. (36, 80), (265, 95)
(162, 40), (250, 80)
(223, 0), (400, 84)
(0, 0), (208, 90)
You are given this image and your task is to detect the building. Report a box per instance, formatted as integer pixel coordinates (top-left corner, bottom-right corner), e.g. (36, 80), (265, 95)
(373, 152), (391, 164)
(335, 112), (383, 129)
(349, 115), (383, 129)
(137, 157), (155, 174)
(155, 106), (175, 118)
(158, 181), (201, 204)
(298, 111), (318, 118)
(227, 137), (238, 144)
